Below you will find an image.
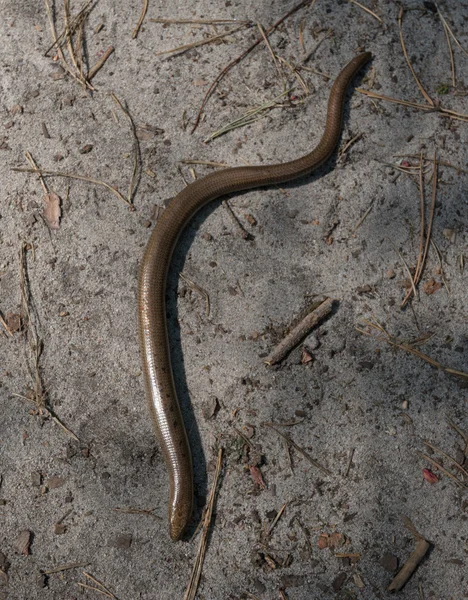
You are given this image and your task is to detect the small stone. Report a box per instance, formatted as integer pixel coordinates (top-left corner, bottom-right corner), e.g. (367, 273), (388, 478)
(31, 472), (42, 487)
(386, 268), (395, 279)
(54, 523), (66, 535)
(114, 534), (132, 549)
(9, 104), (23, 115)
(79, 144), (93, 154)
(46, 476), (65, 489)
(14, 530), (32, 555)
(332, 572), (347, 592)
(252, 579), (266, 594)
(379, 552), (398, 572)
(0, 551), (10, 572)
(202, 397), (219, 420)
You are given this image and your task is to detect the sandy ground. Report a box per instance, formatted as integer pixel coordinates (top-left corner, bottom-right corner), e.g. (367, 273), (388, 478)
(1, 1), (468, 599)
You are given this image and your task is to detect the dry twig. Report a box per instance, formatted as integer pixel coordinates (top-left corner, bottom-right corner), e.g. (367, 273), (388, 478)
(265, 297), (335, 365)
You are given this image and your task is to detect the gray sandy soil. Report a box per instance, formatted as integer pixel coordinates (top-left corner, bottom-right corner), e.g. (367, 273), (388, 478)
(1, 1), (467, 599)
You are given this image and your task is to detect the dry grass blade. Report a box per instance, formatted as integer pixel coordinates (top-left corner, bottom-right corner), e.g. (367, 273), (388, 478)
(12, 167), (132, 208)
(357, 88), (468, 123)
(358, 318), (468, 381)
(204, 89), (291, 143)
(441, 17), (456, 87)
(266, 503), (287, 536)
(423, 440), (468, 479)
(150, 18), (251, 25)
(265, 424), (332, 476)
(155, 24), (247, 56)
(183, 448), (224, 600)
(222, 199), (251, 239)
(0, 314), (14, 337)
(180, 159), (229, 168)
(80, 572), (118, 599)
(348, 0), (383, 23)
(388, 241), (418, 305)
(110, 94), (141, 204)
(191, 0), (314, 133)
(398, 8), (434, 106)
(352, 200), (374, 234)
(42, 562), (89, 575)
(417, 452), (468, 489)
(132, 0), (148, 38)
(435, 3), (468, 58)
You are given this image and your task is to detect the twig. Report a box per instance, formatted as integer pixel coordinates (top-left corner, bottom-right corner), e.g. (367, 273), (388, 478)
(183, 448), (224, 600)
(88, 46), (115, 81)
(265, 424), (331, 476)
(132, 0), (148, 38)
(387, 518), (431, 592)
(398, 7), (434, 106)
(0, 314), (14, 337)
(191, 0), (315, 132)
(179, 272), (211, 317)
(265, 297), (335, 365)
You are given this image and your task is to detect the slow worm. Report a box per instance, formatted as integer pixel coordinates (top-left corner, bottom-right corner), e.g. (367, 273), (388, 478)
(138, 51), (372, 540)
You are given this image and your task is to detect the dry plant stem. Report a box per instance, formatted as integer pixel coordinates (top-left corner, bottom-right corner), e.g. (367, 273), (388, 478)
(441, 19), (456, 87)
(179, 272), (211, 317)
(423, 440), (468, 479)
(435, 4), (468, 58)
(111, 94), (141, 203)
(417, 452), (468, 489)
(0, 314), (14, 337)
(265, 297), (335, 365)
(132, 0), (148, 38)
(265, 425), (331, 476)
(388, 538), (430, 591)
(358, 319), (468, 381)
(12, 167), (131, 208)
(204, 89), (291, 142)
(398, 8), (434, 106)
(183, 448), (224, 600)
(88, 46), (115, 80)
(64, 0), (83, 86)
(401, 151), (425, 307)
(150, 18), (251, 25)
(447, 418), (468, 454)
(191, 0), (315, 132)
(81, 573), (118, 599)
(348, 0), (383, 23)
(357, 88), (468, 123)
(43, 562), (89, 575)
(25, 152), (48, 195)
(401, 153), (437, 307)
(266, 503), (287, 536)
(181, 159), (229, 168)
(155, 24), (247, 56)
(222, 200), (250, 239)
(43, 0), (93, 90)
